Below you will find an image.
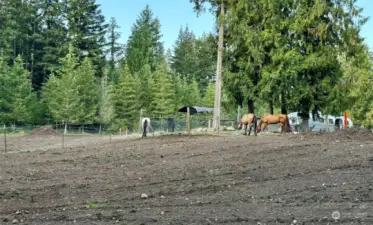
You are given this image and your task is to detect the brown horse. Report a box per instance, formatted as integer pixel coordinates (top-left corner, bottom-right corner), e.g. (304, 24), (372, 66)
(237, 113), (257, 136)
(257, 114), (291, 133)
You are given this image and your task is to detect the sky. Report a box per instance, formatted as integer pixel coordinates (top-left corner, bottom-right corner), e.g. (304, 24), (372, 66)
(96, 0), (373, 52)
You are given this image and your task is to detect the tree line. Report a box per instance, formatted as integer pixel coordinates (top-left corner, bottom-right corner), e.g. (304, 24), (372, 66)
(191, 0), (373, 128)
(0, 1), (220, 131)
(1, 0), (373, 131)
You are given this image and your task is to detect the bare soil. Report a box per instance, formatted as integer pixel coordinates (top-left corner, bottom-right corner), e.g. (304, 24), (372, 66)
(1, 130), (373, 225)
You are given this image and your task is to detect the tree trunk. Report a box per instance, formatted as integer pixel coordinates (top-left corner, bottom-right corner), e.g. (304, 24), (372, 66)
(248, 99), (254, 114)
(237, 105), (242, 122)
(298, 112), (309, 132)
(64, 122), (68, 135)
(269, 101), (274, 114)
(281, 92), (287, 114)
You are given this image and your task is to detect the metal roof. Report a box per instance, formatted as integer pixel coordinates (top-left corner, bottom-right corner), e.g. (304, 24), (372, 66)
(177, 106), (213, 114)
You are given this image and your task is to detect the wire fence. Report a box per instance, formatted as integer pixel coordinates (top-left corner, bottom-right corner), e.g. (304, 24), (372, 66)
(0, 116), (237, 153)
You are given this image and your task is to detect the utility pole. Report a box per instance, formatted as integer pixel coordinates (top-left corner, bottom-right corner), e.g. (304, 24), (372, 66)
(213, 1), (224, 131)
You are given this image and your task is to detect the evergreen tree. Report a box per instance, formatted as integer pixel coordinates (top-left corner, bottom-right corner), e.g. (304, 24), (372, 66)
(125, 5), (164, 74)
(0, 0), (18, 60)
(106, 17), (124, 71)
(171, 25), (198, 82)
(42, 44), (80, 133)
(185, 79), (202, 106)
(40, 0), (69, 82)
(99, 69), (114, 128)
(328, 44), (373, 127)
(203, 82), (215, 108)
(111, 64), (138, 130)
(165, 48), (173, 67)
(67, 0), (108, 77)
(192, 0), (367, 125)
(0, 57), (12, 123)
(75, 57), (99, 124)
(170, 73), (185, 109)
(135, 64), (152, 112)
(10, 56), (35, 124)
(194, 32), (217, 93)
(152, 59), (176, 116)
(147, 73), (157, 113)
(179, 77), (190, 107)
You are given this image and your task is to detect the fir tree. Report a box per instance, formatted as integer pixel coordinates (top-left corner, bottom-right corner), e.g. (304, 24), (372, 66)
(170, 73), (185, 109)
(10, 56), (35, 124)
(135, 64), (152, 112)
(99, 69), (114, 129)
(171, 25), (198, 82)
(111, 64), (138, 130)
(186, 79), (202, 106)
(194, 33), (217, 93)
(67, 0), (108, 77)
(203, 82), (215, 108)
(152, 59), (176, 116)
(75, 57), (99, 124)
(0, 57), (12, 123)
(42, 44), (80, 133)
(125, 5), (164, 74)
(106, 17), (124, 70)
(41, 0), (69, 79)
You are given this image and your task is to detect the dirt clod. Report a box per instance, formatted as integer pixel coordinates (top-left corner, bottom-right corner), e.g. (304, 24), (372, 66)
(141, 193), (148, 199)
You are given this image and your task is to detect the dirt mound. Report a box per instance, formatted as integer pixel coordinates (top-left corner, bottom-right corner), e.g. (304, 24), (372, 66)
(31, 126), (56, 135)
(337, 127), (372, 135)
(293, 127), (373, 142)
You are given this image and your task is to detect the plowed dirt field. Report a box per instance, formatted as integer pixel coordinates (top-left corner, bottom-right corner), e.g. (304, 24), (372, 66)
(1, 130), (373, 224)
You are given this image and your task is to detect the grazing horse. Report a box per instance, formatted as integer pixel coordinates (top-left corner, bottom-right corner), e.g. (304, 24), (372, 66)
(257, 114), (292, 133)
(141, 117), (153, 138)
(237, 113), (257, 136)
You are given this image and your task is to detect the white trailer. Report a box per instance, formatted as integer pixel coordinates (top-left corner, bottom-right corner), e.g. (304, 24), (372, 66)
(287, 111), (353, 132)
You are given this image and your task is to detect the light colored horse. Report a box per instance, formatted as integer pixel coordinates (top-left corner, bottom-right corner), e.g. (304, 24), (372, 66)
(237, 113), (257, 136)
(257, 114), (292, 133)
(141, 117), (153, 138)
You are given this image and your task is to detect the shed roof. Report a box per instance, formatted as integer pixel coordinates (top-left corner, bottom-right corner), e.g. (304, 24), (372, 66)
(177, 106), (213, 114)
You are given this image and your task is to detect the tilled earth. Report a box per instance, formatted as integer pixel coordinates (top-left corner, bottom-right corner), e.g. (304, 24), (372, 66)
(1, 130), (373, 225)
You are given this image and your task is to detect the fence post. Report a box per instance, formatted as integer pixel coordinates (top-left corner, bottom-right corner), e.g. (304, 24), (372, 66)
(62, 131), (65, 149)
(139, 109), (143, 134)
(160, 115), (163, 132)
(4, 125), (7, 153)
(344, 112), (348, 129)
(187, 107), (190, 135)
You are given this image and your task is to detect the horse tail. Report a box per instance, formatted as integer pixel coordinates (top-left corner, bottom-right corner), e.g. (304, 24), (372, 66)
(144, 119), (148, 130)
(253, 114), (257, 135)
(285, 115), (291, 132)
(257, 116), (262, 132)
(143, 119), (148, 137)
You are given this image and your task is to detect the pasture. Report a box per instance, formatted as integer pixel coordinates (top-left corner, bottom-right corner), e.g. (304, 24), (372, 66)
(1, 129), (373, 224)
